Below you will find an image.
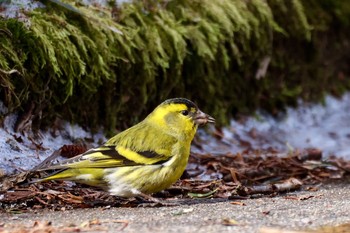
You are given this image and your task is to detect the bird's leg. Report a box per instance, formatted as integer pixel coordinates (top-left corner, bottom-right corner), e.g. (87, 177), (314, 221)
(138, 193), (162, 203)
(136, 193), (179, 207)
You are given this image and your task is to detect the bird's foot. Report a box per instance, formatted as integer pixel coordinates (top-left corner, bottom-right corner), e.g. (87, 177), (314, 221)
(136, 193), (179, 207)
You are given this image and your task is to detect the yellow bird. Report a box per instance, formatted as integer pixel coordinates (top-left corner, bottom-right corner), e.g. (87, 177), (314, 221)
(34, 98), (215, 197)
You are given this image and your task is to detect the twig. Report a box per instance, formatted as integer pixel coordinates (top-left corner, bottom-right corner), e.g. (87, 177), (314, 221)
(0, 69), (20, 75)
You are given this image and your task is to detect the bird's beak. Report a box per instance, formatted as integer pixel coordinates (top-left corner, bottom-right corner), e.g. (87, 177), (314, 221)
(194, 110), (215, 125)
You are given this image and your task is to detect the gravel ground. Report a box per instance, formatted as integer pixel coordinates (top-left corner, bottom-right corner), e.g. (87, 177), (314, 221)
(1, 182), (350, 233)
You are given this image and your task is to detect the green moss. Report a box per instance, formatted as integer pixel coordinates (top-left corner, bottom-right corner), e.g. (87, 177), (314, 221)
(0, 0), (350, 133)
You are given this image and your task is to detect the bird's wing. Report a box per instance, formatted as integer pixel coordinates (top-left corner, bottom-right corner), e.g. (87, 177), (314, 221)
(38, 121), (177, 171)
(81, 145), (171, 167)
(37, 145), (171, 171)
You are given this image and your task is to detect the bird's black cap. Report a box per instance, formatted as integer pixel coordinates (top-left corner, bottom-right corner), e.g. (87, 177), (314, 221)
(162, 98), (198, 110)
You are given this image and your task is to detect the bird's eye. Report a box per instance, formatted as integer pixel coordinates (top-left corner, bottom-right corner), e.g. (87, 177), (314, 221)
(181, 110), (189, 116)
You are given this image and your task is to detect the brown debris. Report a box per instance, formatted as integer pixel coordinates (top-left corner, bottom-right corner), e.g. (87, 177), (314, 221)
(236, 178), (303, 196)
(0, 171), (31, 193)
(230, 201), (246, 206)
(259, 223), (350, 233)
(189, 149), (349, 185)
(259, 227), (309, 233)
(261, 210), (270, 215)
(0, 219), (127, 233)
(60, 144), (88, 158)
(221, 218), (242, 226)
(315, 223), (350, 233)
(0, 148), (349, 210)
(283, 194), (323, 201)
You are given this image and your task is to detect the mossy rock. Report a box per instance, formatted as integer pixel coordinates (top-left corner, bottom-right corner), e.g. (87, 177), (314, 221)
(0, 0), (350, 134)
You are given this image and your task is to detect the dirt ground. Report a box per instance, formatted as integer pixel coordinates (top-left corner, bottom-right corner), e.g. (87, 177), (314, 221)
(1, 181), (350, 233)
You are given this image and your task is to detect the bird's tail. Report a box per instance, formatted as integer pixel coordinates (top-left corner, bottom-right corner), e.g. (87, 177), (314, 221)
(30, 167), (106, 188)
(27, 168), (71, 184)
